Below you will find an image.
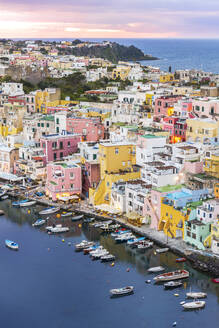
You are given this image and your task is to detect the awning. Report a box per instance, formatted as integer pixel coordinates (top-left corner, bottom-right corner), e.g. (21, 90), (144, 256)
(0, 171), (24, 182)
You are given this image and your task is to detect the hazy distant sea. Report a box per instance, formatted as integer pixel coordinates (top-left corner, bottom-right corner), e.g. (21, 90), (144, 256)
(14, 38), (219, 73)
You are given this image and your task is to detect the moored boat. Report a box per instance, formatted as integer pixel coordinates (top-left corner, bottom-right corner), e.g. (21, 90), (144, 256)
(111, 229), (130, 238)
(101, 254), (115, 262)
(127, 237), (145, 247)
(72, 214), (84, 221)
(46, 224), (62, 231)
(176, 257), (186, 263)
(5, 239), (19, 250)
(12, 199), (31, 207)
(164, 281), (183, 289)
(182, 301), (205, 310)
(110, 286), (134, 297)
(148, 266), (165, 273)
(20, 200), (36, 207)
(186, 292), (207, 299)
(50, 226), (69, 233)
(156, 247), (169, 253)
(32, 218), (46, 227)
(137, 241), (153, 251)
(39, 207), (60, 215)
(75, 240), (95, 251)
(61, 211), (73, 217)
(115, 233), (135, 243)
(154, 269), (189, 282)
(91, 250), (109, 260)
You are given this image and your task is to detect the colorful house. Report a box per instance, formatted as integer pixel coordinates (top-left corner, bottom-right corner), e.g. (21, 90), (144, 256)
(154, 96), (182, 119)
(40, 131), (81, 163)
(89, 142), (140, 205)
(184, 219), (211, 250)
(159, 73), (175, 83)
(204, 148), (219, 178)
(45, 161), (82, 201)
(162, 117), (187, 143)
(186, 118), (219, 143)
(112, 66), (131, 80)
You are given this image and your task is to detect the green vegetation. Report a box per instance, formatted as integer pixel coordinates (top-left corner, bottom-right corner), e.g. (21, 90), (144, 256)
(155, 184), (185, 193)
(58, 41), (158, 63)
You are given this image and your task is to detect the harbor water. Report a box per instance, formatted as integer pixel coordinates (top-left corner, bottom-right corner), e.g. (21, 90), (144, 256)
(0, 199), (219, 328)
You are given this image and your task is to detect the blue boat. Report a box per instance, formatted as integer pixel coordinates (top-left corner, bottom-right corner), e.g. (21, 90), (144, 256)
(12, 199), (29, 207)
(127, 237), (145, 246)
(5, 239), (19, 250)
(32, 218), (46, 227)
(111, 230), (130, 238)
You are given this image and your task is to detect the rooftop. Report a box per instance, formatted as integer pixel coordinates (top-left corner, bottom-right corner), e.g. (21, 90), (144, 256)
(155, 184), (184, 193)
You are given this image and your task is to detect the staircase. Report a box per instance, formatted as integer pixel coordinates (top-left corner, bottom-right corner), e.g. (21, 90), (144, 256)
(204, 234), (212, 248)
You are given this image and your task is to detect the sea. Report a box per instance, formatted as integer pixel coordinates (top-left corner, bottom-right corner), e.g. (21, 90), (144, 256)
(0, 199), (219, 328)
(14, 38), (219, 73)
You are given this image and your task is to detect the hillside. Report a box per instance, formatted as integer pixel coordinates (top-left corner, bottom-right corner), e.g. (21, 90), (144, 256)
(59, 42), (158, 63)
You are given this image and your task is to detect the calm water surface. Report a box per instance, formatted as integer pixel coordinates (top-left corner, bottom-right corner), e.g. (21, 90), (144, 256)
(0, 199), (218, 328)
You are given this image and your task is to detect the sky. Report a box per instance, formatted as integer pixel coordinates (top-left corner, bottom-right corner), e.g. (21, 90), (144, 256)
(0, 0), (219, 39)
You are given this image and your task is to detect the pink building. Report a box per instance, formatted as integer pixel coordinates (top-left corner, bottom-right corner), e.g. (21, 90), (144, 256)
(162, 117), (187, 143)
(183, 161), (203, 174)
(192, 99), (219, 118)
(47, 106), (69, 114)
(66, 117), (104, 142)
(154, 96), (182, 120)
(82, 160), (100, 197)
(45, 161), (82, 201)
(40, 131), (81, 163)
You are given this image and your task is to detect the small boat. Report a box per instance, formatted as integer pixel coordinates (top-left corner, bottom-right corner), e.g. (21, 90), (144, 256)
(186, 292), (207, 299)
(20, 200), (36, 207)
(32, 219), (46, 227)
(71, 214), (84, 221)
(212, 278), (219, 283)
(127, 237), (145, 247)
(110, 286), (134, 297)
(176, 257), (186, 263)
(61, 211), (73, 217)
(156, 248), (169, 253)
(83, 245), (98, 254)
(46, 224), (62, 231)
(89, 246), (105, 256)
(182, 301), (205, 310)
(12, 199), (30, 207)
(39, 207), (60, 215)
(101, 254), (115, 262)
(5, 239), (19, 250)
(137, 241), (153, 251)
(115, 233), (135, 243)
(0, 194), (8, 200)
(50, 226), (69, 233)
(164, 281), (183, 289)
(75, 240), (95, 251)
(111, 229), (130, 238)
(0, 210), (4, 216)
(148, 266), (165, 273)
(154, 269), (189, 282)
(91, 250), (109, 260)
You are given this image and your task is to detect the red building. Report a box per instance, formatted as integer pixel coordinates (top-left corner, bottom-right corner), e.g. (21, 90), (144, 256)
(163, 117), (187, 143)
(154, 96), (182, 120)
(82, 161), (100, 197)
(66, 116), (104, 142)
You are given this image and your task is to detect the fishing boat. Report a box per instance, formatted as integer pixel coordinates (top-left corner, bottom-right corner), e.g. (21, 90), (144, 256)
(0, 195), (8, 200)
(137, 241), (153, 251)
(115, 233), (135, 243)
(110, 286), (134, 297)
(50, 226), (69, 233)
(91, 250), (109, 260)
(148, 266), (165, 273)
(71, 214), (84, 221)
(46, 224), (62, 231)
(39, 207), (60, 215)
(75, 240), (95, 251)
(176, 257), (186, 263)
(164, 281), (183, 289)
(32, 218), (46, 227)
(212, 278), (219, 283)
(83, 245), (98, 254)
(12, 199), (30, 207)
(186, 292), (207, 299)
(5, 239), (19, 250)
(182, 301), (205, 310)
(127, 237), (145, 247)
(101, 254), (115, 262)
(61, 211), (73, 217)
(156, 247), (169, 253)
(111, 229), (130, 238)
(20, 200), (36, 207)
(154, 269), (189, 282)
(89, 246), (105, 256)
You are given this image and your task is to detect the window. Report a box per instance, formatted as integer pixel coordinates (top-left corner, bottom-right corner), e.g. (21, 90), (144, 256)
(70, 184), (74, 189)
(56, 118), (59, 124)
(187, 231), (191, 237)
(60, 152), (63, 158)
(46, 123), (49, 128)
(56, 127), (59, 133)
(60, 141), (63, 149)
(192, 233), (196, 239)
(53, 152), (57, 160)
(122, 161), (126, 166)
(70, 172), (74, 178)
(115, 148), (119, 154)
(42, 143), (45, 148)
(93, 154), (97, 160)
(41, 123), (44, 127)
(128, 161), (131, 165)
(68, 141), (70, 147)
(107, 182), (110, 187)
(37, 123), (40, 127)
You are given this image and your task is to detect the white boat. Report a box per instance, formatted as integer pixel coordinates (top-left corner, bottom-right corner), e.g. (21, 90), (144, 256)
(101, 254), (115, 262)
(182, 301), (205, 309)
(39, 207), (60, 215)
(154, 270), (189, 282)
(89, 246), (105, 256)
(32, 219), (46, 227)
(111, 230), (130, 238)
(50, 226), (69, 233)
(186, 292), (207, 299)
(75, 240), (95, 251)
(164, 281), (183, 289)
(156, 247), (169, 253)
(61, 211), (73, 217)
(91, 250), (109, 259)
(46, 224), (62, 231)
(110, 286), (134, 296)
(127, 237), (145, 247)
(115, 233), (135, 243)
(71, 214), (84, 221)
(148, 266), (165, 273)
(137, 241), (153, 250)
(5, 239), (19, 250)
(20, 200), (36, 207)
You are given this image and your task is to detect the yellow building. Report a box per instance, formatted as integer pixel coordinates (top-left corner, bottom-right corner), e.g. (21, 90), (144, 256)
(145, 93), (154, 106)
(89, 142), (140, 205)
(159, 73), (175, 83)
(214, 183), (219, 198)
(158, 199), (191, 238)
(204, 150), (219, 178)
(186, 118), (219, 143)
(112, 66), (131, 80)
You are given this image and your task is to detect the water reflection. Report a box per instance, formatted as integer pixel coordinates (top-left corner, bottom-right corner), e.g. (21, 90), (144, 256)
(1, 199), (219, 303)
